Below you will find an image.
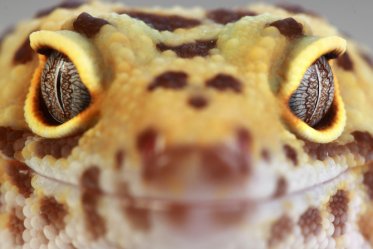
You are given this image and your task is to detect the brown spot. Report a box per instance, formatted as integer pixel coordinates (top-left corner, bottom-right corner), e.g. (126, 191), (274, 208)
(283, 145), (298, 166)
(148, 71), (188, 91)
(304, 131), (373, 161)
(35, 0), (86, 18)
(207, 9), (257, 24)
(0, 127), (30, 159)
(237, 128), (252, 151)
(261, 149), (271, 162)
(137, 128), (158, 156)
(157, 39), (217, 58)
(115, 150), (125, 170)
(8, 208), (25, 245)
(276, 3), (320, 17)
(73, 12), (109, 38)
(166, 204), (190, 226)
(337, 52), (354, 71)
(6, 161), (33, 198)
(329, 190), (349, 237)
(298, 207), (322, 239)
(124, 11), (201, 31)
(80, 167), (106, 238)
(273, 177), (288, 198)
(268, 215), (293, 246)
(206, 74), (242, 93)
(13, 36), (35, 64)
(35, 134), (81, 159)
(360, 51), (373, 68)
(269, 18), (304, 39)
(40, 196), (67, 231)
(188, 95), (209, 110)
(124, 206), (151, 231)
(141, 131), (251, 185)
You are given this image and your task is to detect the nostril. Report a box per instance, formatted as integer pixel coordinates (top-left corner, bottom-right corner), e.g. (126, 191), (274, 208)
(188, 95), (209, 110)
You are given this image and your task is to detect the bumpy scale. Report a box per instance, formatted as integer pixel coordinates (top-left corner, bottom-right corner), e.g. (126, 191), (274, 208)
(0, 1), (373, 249)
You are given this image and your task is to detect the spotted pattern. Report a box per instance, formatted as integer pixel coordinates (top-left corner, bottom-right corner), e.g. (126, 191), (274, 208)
(8, 208), (25, 245)
(73, 12), (110, 38)
(40, 196), (67, 231)
(268, 215), (293, 246)
(124, 11), (201, 31)
(148, 71), (188, 91)
(5, 161), (33, 198)
(269, 18), (304, 39)
(337, 52), (354, 71)
(157, 39), (217, 58)
(329, 190), (349, 237)
(80, 167), (106, 238)
(0, 127), (30, 159)
(298, 207), (322, 239)
(283, 145), (298, 166)
(206, 9), (257, 24)
(206, 74), (242, 93)
(35, 134), (81, 159)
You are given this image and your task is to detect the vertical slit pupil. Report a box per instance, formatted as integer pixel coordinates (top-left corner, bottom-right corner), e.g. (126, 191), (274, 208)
(289, 56), (335, 127)
(40, 50), (91, 124)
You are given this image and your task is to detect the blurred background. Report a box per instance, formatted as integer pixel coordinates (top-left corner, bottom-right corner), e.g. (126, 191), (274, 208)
(0, 0), (372, 50)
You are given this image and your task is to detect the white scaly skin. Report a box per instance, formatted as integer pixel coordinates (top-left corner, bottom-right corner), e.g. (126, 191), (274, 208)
(0, 1), (373, 249)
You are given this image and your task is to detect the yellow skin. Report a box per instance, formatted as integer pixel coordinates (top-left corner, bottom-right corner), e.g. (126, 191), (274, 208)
(1, 1), (373, 249)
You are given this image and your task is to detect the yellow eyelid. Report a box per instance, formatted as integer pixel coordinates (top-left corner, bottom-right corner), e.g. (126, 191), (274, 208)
(30, 30), (103, 93)
(25, 30), (103, 138)
(279, 36), (347, 143)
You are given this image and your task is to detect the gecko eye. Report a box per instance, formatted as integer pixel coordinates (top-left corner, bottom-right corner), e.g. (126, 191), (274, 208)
(289, 56), (334, 127)
(41, 52), (91, 124)
(25, 30), (103, 138)
(279, 36), (347, 143)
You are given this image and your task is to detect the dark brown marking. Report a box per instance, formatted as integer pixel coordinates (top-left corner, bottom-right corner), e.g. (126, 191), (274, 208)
(124, 206), (151, 231)
(358, 208), (373, 245)
(304, 131), (373, 161)
(73, 12), (109, 38)
(261, 149), (271, 162)
(206, 74), (242, 93)
(269, 18), (304, 39)
(273, 177), (288, 198)
(268, 215), (293, 246)
(213, 204), (249, 226)
(40, 196), (67, 231)
(283, 145), (298, 166)
(35, 0), (87, 18)
(35, 134), (81, 159)
(8, 208), (25, 245)
(329, 190), (349, 237)
(140, 131), (251, 185)
(166, 204), (190, 226)
(0, 127), (30, 159)
(188, 96), (209, 109)
(80, 166), (106, 238)
(148, 71), (188, 91)
(337, 52), (354, 71)
(276, 3), (320, 17)
(6, 161), (33, 198)
(137, 128), (158, 156)
(157, 39), (217, 58)
(115, 150), (126, 170)
(124, 11), (201, 31)
(298, 207), (322, 239)
(13, 36), (35, 64)
(207, 9), (257, 25)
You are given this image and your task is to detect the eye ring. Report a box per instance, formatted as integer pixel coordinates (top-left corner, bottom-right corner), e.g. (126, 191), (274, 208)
(279, 36), (347, 143)
(25, 30), (103, 138)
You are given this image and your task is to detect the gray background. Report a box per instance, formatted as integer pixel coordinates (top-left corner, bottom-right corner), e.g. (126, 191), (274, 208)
(0, 1), (372, 50)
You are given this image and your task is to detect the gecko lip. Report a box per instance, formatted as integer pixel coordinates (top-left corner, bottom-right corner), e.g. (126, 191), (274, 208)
(29, 160), (355, 211)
